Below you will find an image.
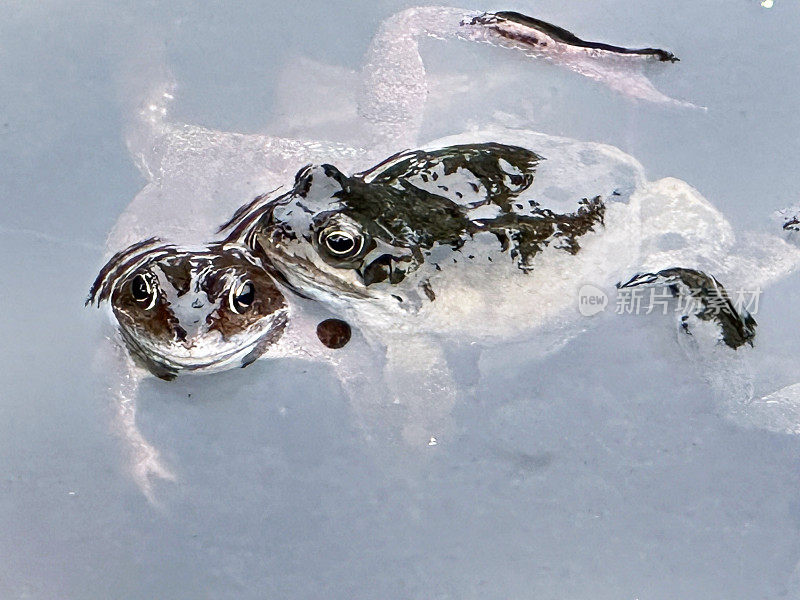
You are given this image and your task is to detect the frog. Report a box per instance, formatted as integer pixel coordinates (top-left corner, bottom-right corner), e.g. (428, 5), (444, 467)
(221, 140), (756, 352)
(89, 5), (699, 499)
(98, 125), (795, 498)
(87, 240), (289, 381)
(209, 128), (778, 443)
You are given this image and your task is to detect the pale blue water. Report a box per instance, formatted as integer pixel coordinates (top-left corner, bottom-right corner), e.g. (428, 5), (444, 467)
(2, 1), (800, 598)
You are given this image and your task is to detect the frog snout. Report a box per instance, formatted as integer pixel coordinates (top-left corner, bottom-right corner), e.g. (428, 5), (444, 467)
(180, 330), (204, 350)
(180, 326), (204, 349)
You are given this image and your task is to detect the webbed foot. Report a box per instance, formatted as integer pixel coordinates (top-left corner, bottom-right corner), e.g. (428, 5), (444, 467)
(463, 10), (690, 106)
(617, 268), (757, 349)
(101, 341), (176, 505)
(471, 12), (677, 62)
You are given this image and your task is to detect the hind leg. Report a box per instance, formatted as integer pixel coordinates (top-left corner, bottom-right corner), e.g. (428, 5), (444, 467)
(617, 267), (757, 349)
(358, 6), (688, 149)
(97, 337), (176, 505)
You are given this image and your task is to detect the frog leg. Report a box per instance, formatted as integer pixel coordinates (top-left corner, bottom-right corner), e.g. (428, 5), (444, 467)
(382, 335), (458, 446)
(359, 7), (687, 148)
(100, 337), (175, 505)
(617, 268), (757, 349)
(330, 331), (457, 447)
(617, 268), (760, 432)
(109, 83), (367, 251)
(734, 383), (800, 436)
(123, 81), (365, 187)
(463, 11), (688, 105)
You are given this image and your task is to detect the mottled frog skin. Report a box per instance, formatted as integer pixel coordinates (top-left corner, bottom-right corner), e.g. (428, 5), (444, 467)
(220, 140), (754, 350)
(225, 143), (604, 299)
(88, 240), (288, 381)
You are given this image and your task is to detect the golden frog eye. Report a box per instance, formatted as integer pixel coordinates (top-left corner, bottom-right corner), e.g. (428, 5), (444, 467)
(130, 273), (157, 310)
(319, 225), (365, 259)
(229, 280), (255, 315)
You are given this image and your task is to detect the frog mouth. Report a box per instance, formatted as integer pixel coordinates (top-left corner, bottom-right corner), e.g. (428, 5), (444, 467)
(260, 243), (375, 301)
(118, 311), (288, 380)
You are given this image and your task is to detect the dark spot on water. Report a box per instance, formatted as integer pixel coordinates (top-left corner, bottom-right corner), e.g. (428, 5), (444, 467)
(316, 318), (352, 349)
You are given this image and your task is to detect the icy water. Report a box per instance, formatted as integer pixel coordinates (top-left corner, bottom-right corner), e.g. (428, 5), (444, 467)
(2, 1), (800, 598)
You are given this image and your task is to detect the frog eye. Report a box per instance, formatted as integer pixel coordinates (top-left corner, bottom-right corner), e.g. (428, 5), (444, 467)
(229, 280), (255, 314)
(319, 225), (365, 260)
(130, 273), (157, 310)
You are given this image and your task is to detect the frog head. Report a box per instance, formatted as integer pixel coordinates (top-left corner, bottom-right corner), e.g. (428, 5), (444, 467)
(221, 163), (417, 301)
(88, 239), (288, 380)
(219, 143), (543, 302)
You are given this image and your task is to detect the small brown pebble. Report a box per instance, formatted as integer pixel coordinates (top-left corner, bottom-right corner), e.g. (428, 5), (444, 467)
(316, 318), (352, 349)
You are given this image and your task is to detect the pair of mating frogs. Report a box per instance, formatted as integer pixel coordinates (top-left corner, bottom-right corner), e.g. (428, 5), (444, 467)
(88, 7), (799, 497)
